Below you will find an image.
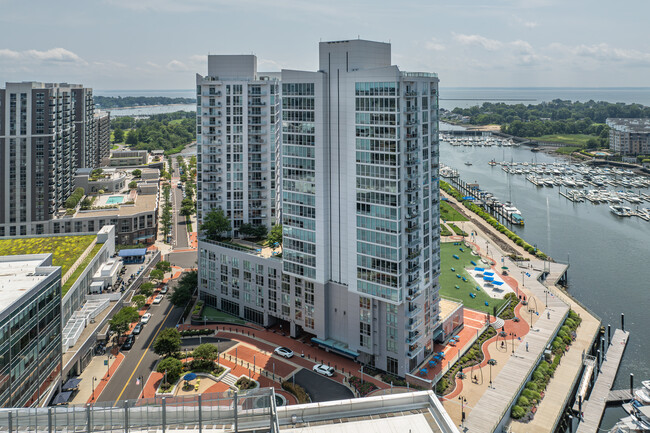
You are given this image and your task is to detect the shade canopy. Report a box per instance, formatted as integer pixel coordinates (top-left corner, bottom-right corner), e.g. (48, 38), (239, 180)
(52, 391), (73, 405)
(493, 281), (504, 286)
(483, 276), (494, 282)
(462, 196), (475, 200)
(62, 378), (82, 391)
(474, 267), (485, 272)
(484, 271), (495, 276)
(183, 373), (197, 381)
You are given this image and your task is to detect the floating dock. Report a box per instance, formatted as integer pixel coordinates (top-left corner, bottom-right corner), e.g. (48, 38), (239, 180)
(575, 329), (630, 433)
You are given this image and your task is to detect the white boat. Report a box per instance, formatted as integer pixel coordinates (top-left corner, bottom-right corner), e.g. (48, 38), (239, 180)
(502, 202), (524, 225)
(636, 386), (650, 405)
(610, 205), (632, 217)
(465, 161), (473, 166)
(610, 405), (650, 432)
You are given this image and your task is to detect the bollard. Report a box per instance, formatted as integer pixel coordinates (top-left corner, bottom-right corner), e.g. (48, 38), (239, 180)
(234, 391), (238, 432)
(578, 395), (582, 419)
(601, 338), (605, 359)
(162, 397), (166, 433)
(621, 313), (625, 332)
(86, 404), (90, 433)
(596, 349), (601, 372)
(124, 400), (129, 433)
(48, 408), (53, 433)
(630, 374), (634, 397)
(8, 411), (12, 433)
(608, 324), (611, 345)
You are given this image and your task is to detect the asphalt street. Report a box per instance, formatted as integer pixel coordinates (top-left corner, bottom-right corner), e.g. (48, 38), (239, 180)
(167, 250), (198, 269)
(288, 369), (354, 403)
(95, 292), (184, 404)
(171, 157), (189, 249)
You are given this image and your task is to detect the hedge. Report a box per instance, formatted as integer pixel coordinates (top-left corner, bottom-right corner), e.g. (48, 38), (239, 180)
(65, 187), (85, 209)
(282, 381), (309, 403)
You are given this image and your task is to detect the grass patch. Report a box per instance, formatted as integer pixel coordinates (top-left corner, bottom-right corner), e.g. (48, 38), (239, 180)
(554, 146), (583, 155)
(439, 242), (507, 314)
(449, 223), (468, 236)
(440, 225), (453, 237)
(440, 201), (468, 222)
(0, 235), (96, 277)
(527, 134), (594, 146)
(202, 306), (246, 324)
(61, 243), (103, 296)
(185, 215), (193, 233)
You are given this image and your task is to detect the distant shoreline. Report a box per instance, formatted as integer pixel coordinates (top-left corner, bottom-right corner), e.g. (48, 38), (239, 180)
(104, 103), (196, 111)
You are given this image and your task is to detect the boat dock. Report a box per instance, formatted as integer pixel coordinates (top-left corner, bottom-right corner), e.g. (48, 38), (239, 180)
(575, 329), (630, 433)
(606, 389), (634, 403)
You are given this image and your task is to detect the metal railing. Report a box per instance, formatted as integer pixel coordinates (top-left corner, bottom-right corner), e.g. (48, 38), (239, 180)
(0, 388), (276, 433)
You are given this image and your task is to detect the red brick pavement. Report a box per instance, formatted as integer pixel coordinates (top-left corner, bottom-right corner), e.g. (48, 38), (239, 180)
(223, 344), (296, 378)
(88, 353), (125, 403)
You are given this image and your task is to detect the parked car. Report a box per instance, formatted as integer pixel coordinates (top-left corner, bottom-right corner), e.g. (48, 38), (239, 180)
(153, 295), (163, 304)
(160, 285), (169, 294)
(122, 335), (135, 350)
(274, 347), (294, 359)
(141, 313), (152, 324)
(132, 323), (143, 335)
(312, 364), (335, 377)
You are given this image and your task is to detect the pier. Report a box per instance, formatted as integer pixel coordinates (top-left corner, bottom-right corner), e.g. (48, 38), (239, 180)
(575, 329), (630, 433)
(606, 389), (633, 403)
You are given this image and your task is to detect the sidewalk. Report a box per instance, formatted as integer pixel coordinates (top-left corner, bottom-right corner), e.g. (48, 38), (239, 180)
(69, 349), (125, 405)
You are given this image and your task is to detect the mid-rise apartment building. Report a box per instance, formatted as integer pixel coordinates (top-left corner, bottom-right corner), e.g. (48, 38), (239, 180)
(607, 118), (650, 155)
(94, 110), (111, 165)
(0, 254), (62, 408)
(0, 82), (101, 237)
(196, 55), (280, 234)
(199, 40), (441, 376)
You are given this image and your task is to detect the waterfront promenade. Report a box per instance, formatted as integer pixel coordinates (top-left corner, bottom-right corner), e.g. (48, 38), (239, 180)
(440, 193), (602, 432)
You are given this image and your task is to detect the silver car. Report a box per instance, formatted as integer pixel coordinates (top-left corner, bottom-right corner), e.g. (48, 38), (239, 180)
(312, 364), (335, 377)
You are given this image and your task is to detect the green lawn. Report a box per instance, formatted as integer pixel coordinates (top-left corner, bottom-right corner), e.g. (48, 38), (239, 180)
(439, 242), (507, 314)
(441, 225), (453, 237)
(202, 306), (246, 324)
(527, 134), (594, 146)
(440, 201), (468, 222)
(448, 223), (468, 236)
(0, 235), (96, 276)
(554, 146), (583, 155)
(62, 243), (103, 296)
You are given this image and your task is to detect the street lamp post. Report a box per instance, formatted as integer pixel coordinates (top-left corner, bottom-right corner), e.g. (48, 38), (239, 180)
(91, 376), (97, 401)
(458, 396), (467, 427)
(510, 332), (516, 354)
(139, 376), (144, 398)
(544, 290), (549, 307)
(487, 359), (497, 388)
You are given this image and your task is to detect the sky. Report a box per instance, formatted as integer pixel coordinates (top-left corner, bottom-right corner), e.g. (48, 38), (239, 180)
(1, 0), (649, 91)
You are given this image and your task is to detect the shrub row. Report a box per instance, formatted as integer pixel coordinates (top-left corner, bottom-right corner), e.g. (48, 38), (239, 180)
(440, 181), (548, 260)
(282, 381), (309, 403)
(498, 293), (520, 320)
(511, 310), (581, 420)
(349, 375), (378, 397)
(180, 328), (213, 337)
(65, 187), (85, 209)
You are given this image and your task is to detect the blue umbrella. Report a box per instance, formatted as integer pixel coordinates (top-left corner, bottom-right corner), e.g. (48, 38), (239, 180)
(474, 267), (485, 272)
(483, 276), (494, 282)
(484, 271), (495, 276)
(493, 281), (504, 286)
(183, 373), (197, 381)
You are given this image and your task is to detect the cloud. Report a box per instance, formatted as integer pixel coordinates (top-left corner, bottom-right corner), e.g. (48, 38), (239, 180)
(425, 38), (445, 51)
(166, 60), (188, 71)
(453, 33), (503, 51)
(512, 15), (538, 28)
(548, 42), (650, 65)
(0, 48), (86, 64)
(103, 0), (337, 16)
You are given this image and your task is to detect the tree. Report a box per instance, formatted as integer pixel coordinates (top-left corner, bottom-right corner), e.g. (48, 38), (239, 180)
(586, 138), (599, 149)
(109, 306), (141, 340)
(170, 270), (197, 307)
(180, 202), (195, 217)
(267, 224), (283, 247)
(129, 180), (138, 189)
(113, 128), (124, 143)
(153, 328), (181, 358)
(132, 294), (146, 309)
(200, 208), (231, 240)
(125, 129), (138, 145)
(150, 269), (164, 282)
(157, 357), (183, 385)
(156, 260), (172, 273)
(192, 343), (219, 371)
(132, 169), (142, 178)
(140, 282), (155, 298)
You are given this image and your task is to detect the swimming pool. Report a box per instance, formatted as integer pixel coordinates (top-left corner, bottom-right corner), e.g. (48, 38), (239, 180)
(106, 196), (124, 205)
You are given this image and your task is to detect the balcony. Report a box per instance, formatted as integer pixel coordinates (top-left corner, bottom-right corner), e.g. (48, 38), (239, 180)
(405, 224), (419, 234)
(248, 100), (266, 107)
(405, 210), (420, 220)
(406, 318), (423, 332)
(406, 248), (421, 260)
(405, 184), (420, 193)
(406, 288), (422, 302)
(406, 158), (419, 167)
(404, 106), (418, 113)
(404, 90), (418, 98)
(406, 277), (420, 289)
(407, 344), (425, 359)
(406, 331), (423, 345)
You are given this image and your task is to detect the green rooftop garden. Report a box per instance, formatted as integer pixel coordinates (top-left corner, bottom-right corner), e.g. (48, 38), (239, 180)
(62, 243), (104, 296)
(0, 235), (96, 277)
(439, 242), (507, 314)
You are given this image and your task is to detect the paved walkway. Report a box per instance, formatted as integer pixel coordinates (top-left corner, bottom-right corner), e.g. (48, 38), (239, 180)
(69, 351), (125, 405)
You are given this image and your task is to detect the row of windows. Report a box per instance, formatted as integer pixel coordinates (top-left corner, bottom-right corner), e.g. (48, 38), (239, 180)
(355, 82), (398, 96)
(356, 151), (397, 166)
(357, 215), (398, 233)
(355, 112), (397, 125)
(282, 215), (315, 231)
(357, 203), (397, 220)
(282, 83), (314, 96)
(282, 122), (315, 135)
(357, 268), (398, 288)
(357, 228), (397, 247)
(358, 280), (399, 302)
(357, 255), (398, 274)
(356, 164), (398, 180)
(356, 177), (397, 194)
(283, 179), (315, 195)
(283, 133), (315, 146)
(283, 203), (315, 219)
(282, 99), (315, 111)
(283, 145), (315, 158)
(357, 241), (397, 261)
(355, 98), (398, 113)
(284, 226), (315, 244)
(356, 126), (397, 139)
(356, 191), (397, 207)
(356, 138), (397, 152)
(282, 191), (315, 206)
(282, 156), (314, 170)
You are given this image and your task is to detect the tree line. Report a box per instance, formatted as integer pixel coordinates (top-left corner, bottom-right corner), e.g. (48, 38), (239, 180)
(111, 111), (195, 153)
(95, 96), (195, 109)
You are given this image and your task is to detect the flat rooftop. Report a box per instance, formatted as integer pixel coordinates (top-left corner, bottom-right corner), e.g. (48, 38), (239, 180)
(439, 298), (463, 321)
(0, 255), (55, 311)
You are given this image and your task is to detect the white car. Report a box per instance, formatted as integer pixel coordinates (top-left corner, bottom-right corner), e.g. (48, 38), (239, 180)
(141, 313), (152, 324)
(274, 347), (294, 358)
(312, 364), (335, 377)
(153, 295), (163, 304)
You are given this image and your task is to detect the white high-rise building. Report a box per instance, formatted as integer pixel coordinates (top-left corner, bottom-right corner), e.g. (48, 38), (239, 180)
(198, 40), (440, 376)
(196, 55), (280, 233)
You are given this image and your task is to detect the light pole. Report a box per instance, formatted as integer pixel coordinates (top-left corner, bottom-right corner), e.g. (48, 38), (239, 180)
(91, 376), (97, 401)
(139, 375), (144, 398)
(544, 290), (549, 308)
(488, 359), (497, 388)
(458, 395), (467, 427)
(510, 332), (516, 354)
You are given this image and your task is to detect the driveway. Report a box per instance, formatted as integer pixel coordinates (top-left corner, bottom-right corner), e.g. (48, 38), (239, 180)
(288, 369), (353, 402)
